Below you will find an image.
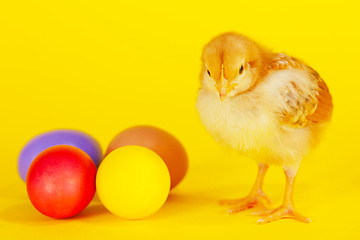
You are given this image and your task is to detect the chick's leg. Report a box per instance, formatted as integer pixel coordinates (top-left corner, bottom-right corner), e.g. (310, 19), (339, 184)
(220, 163), (271, 214)
(256, 169), (311, 224)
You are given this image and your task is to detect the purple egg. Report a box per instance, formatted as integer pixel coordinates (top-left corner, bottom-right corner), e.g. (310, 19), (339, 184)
(18, 129), (102, 182)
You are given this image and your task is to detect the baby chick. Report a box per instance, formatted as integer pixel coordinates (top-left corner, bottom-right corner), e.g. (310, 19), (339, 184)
(196, 32), (333, 224)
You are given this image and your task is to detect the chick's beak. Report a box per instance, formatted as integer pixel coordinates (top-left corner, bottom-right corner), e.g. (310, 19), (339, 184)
(219, 80), (227, 101)
(218, 64), (228, 101)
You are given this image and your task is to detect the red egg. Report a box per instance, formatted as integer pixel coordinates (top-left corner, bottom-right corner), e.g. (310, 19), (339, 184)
(26, 145), (97, 219)
(106, 126), (188, 190)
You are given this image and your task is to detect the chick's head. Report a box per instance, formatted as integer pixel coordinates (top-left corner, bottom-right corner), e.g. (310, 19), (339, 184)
(201, 32), (268, 100)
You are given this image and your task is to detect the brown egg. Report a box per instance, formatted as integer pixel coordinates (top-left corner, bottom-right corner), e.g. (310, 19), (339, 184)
(106, 126), (188, 190)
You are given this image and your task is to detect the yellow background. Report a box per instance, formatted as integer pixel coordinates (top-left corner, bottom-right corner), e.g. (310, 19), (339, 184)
(1, 0), (359, 239)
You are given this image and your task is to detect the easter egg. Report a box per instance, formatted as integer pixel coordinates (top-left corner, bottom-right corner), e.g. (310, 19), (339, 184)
(18, 129), (102, 181)
(105, 126), (188, 189)
(97, 146), (170, 219)
(26, 145), (97, 219)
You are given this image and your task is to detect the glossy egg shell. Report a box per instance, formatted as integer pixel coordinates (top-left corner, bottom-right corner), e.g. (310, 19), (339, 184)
(26, 145), (97, 219)
(97, 146), (170, 219)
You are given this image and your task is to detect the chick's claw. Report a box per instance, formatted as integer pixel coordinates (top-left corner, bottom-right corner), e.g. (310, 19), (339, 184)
(256, 206), (311, 224)
(220, 192), (272, 214)
(227, 201), (265, 215)
(252, 208), (278, 216)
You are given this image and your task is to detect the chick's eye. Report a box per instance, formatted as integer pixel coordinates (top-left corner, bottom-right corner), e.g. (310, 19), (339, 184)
(206, 69), (211, 77)
(239, 65), (244, 75)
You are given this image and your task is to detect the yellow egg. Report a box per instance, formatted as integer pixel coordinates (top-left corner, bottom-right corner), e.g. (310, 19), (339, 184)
(96, 145), (170, 219)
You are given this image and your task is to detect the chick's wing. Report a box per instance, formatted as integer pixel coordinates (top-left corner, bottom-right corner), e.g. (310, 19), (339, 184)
(266, 53), (333, 128)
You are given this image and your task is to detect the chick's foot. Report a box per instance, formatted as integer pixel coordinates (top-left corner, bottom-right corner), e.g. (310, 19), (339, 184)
(220, 191), (272, 214)
(255, 206), (311, 224)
